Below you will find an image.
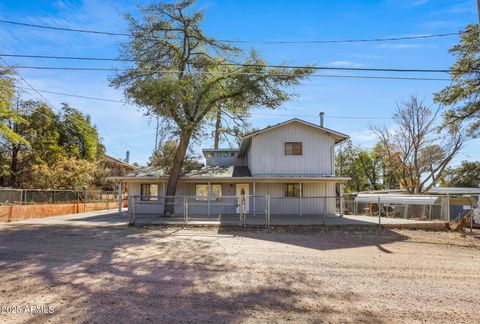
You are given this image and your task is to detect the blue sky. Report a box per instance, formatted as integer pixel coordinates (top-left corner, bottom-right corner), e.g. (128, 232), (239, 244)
(0, 0), (478, 165)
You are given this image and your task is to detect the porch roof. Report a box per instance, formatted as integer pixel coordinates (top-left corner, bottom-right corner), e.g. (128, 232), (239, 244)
(109, 165), (349, 182)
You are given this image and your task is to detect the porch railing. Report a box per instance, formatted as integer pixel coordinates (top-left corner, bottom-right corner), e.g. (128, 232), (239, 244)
(128, 194), (343, 227)
(127, 193), (466, 227)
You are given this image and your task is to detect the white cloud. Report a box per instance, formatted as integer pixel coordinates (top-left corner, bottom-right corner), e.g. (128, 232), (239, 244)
(385, 0), (429, 9)
(377, 43), (425, 49)
(325, 60), (364, 68)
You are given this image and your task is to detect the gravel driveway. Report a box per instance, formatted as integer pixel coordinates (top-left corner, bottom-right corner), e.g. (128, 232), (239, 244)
(0, 213), (479, 323)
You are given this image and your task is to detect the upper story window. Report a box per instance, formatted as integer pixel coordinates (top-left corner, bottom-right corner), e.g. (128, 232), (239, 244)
(284, 142), (303, 155)
(223, 152), (229, 157)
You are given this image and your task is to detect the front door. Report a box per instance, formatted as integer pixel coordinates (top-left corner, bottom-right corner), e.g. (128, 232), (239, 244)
(236, 183), (249, 214)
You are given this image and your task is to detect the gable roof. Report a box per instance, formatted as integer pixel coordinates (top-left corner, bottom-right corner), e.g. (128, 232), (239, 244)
(238, 118), (349, 157)
(102, 154), (137, 171)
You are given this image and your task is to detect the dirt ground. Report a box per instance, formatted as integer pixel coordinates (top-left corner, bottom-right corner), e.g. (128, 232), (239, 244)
(0, 219), (479, 323)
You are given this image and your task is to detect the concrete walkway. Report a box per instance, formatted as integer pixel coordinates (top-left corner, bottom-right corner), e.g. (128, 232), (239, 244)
(0, 209), (445, 230)
(0, 208), (129, 227)
(134, 213), (445, 228)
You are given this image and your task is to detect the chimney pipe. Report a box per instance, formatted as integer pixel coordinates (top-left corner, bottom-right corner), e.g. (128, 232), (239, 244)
(319, 112), (324, 127)
(125, 150), (130, 163)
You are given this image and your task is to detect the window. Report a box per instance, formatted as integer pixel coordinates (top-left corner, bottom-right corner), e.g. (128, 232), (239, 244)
(141, 184), (158, 201)
(223, 152), (229, 157)
(205, 152), (213, 158)
(216, 152), (222, 157)
(195, 184), (222, 200)
(230, 152), (235, 157)
(284, 142), (303, 155)
(284, 183), (303, 197)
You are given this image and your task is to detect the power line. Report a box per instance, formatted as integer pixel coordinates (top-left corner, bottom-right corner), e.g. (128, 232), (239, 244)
(0, 53), (454, 73)
(16, 86), (124, 103)
(0, 19), (132, 36)
(0, 18), (462, 44)
(16, 85), (393, 120)
(0, 57), (145, 156)
(0, 65), (452, 81)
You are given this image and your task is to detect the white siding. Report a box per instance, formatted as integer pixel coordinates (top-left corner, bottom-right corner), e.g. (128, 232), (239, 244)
(254, 182), (336, 215)
(248, 121), (336, 176)
(129, 180), (336, 216)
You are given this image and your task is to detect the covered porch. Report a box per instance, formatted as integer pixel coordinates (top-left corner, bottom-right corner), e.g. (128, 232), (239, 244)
(121, 176), (347, 225)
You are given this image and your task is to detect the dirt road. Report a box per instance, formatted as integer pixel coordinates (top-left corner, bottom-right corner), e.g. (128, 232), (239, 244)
(0, 216), (479, 323)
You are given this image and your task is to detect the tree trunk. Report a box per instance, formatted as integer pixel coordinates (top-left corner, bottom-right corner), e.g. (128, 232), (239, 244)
(163, 130), (191, 216)
(213, 110), (221, 149)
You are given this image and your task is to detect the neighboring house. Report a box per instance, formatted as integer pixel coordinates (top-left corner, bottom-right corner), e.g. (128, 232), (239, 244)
(113, 118), (349, 216)
(102, 155), (137, 177)
(100, 155), (137, 192)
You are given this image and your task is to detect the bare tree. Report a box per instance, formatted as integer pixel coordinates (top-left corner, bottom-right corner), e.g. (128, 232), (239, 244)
(371, 96), (464, 194)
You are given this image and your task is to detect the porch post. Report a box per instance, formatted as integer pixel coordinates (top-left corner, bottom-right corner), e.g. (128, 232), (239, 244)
(253, 182), (256, 217)
(208, 181), (211, 217)
(162, 181), (165, 195)
(117, 182), (122, 215)
(339, 182), (344, 217)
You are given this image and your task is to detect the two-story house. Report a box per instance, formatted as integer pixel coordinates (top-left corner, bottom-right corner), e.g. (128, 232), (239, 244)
(115, 118), (349, 217)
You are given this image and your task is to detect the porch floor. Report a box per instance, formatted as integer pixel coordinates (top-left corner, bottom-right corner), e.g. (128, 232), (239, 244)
(132, 213), (445, 227)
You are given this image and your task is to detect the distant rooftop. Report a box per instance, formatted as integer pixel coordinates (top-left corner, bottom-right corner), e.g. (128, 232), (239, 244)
(428, 187), (480, 195)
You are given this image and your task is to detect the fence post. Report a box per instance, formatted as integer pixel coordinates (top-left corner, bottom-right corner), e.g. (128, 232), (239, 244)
(83, 188), (87, 213)
(207, 181), (211, 218)
(18, 189), (23, 220)
(128, 196), (135, 225)
(265, 194), (270, 228)
(183, 196), (187, 225)
(339, 183), (344, 217)
(240, 194), (245, 227)
(446, 194), (450, 221)
(323, 195), (326, 225)
(117, 182), (122, 216)
(378, 196), (381, 226)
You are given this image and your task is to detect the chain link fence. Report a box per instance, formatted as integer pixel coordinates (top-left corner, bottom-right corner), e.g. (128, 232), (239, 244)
(0, 188), (126, 222)
(0, 188), (121, 206)
(129, 193), (477, 227)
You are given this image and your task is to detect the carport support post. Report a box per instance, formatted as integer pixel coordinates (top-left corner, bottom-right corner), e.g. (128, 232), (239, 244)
(118, 182), (123, 216)
(339, 183), (344, 217)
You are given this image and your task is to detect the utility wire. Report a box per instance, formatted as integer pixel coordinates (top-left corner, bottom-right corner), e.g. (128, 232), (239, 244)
(16, 86), (124, 103)
(0, 53), (454, 73)
(0, 19), (462, 44)
(0, 57), (145, 156)
(15, 86), (393, 120)
(0, 65), (452, 81)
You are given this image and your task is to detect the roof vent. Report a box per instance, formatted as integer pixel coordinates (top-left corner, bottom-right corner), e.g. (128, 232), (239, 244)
(319, 112), (325, 127)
